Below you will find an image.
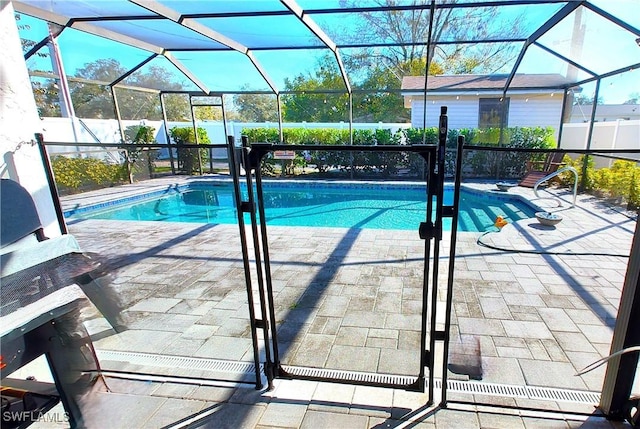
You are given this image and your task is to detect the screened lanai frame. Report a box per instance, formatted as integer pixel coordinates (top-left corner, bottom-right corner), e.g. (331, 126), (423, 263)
(15, 0), (640, 148)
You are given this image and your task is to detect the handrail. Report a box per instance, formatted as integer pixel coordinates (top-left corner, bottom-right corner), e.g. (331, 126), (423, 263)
(533, 166), (579, 207)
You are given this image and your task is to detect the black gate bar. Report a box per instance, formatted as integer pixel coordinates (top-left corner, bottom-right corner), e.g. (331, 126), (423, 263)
(441, 135), (466, 405)
(426, 106), (449, 403)
(227, 136), (266, 390)
(246, 137), (282, 386)
(239, 141), (440, 393)
(35, 133), (68, 235)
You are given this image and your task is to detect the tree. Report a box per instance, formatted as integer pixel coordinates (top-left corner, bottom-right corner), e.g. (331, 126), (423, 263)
(352, 58), (443, 122)
(281, 56), (349, 122)
(70, 59), (191, 120)
(31, 79), (61, 117)
(623, 92), (639, 105)
(233, 87), (278, 122)
(281, 55), (444, 122)
(70, 59), (127, 119)
(353, 66), (407, 122)
(573, 94), (604, 105)
(337, 0), (524, 78)
(280, 0), (523, 123)
(162, 93), (191, 121)
(169, 126), (210, 174)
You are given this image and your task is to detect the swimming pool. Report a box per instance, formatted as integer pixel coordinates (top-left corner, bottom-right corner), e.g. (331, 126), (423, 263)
(65, 181), (537, 232)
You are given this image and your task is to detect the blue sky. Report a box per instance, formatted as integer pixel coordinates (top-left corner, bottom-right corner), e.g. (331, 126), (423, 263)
(18, 4), (640, 103)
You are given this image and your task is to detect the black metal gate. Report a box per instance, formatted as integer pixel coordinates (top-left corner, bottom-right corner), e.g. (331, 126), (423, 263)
(229, 107), (464, 405)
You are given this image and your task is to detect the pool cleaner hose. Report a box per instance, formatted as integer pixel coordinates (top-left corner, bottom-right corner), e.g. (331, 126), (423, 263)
(476, 229), (629, 258)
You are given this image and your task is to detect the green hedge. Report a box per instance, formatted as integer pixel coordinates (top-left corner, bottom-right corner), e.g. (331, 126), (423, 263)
(242, 126), (557, 179)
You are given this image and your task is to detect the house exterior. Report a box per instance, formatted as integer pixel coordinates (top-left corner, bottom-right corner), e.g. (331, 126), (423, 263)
(401, 74), (576, 134)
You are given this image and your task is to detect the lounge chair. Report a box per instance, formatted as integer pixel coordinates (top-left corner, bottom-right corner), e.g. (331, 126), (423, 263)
(519, 151), (565, 188)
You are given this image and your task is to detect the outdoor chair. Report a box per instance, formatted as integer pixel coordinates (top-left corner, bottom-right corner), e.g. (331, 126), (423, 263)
(0, 178), (120, 426)
(518, 151), (565, 188)
(0, 178), (126, 330)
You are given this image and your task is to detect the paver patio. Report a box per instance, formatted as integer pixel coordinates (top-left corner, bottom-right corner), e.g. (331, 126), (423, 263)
(38, 178), (637, 426)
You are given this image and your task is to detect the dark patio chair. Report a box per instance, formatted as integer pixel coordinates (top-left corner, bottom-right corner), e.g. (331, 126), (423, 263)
(519, 151), (566, 188)
(1, 178), (115, 424)
(0, 178), (126, 330)
(1, 178), (47, 248)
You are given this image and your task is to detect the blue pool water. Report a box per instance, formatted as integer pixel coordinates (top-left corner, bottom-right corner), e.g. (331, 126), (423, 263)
(66, 181), (536, 232)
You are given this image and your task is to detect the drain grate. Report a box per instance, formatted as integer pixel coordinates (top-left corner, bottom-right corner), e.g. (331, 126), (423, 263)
(96, 350), (262, 375)
(526, 385), (600, 404)
(282, 365), (418, 386)
(443, 379), (600, 404)
(446, 379), (528, 398)
(96, 350), (600, 404)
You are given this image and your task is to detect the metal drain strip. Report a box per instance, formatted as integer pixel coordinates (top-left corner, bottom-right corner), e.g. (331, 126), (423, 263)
(282, 365), (419, 386)
(525, 385), (600, 404)
(96, 350), (600, 404)
(445, 379), (600, 404)
(96, 350), (262, 375)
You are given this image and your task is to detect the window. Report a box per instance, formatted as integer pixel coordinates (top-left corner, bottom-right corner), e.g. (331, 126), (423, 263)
(478, 97), (509, 128)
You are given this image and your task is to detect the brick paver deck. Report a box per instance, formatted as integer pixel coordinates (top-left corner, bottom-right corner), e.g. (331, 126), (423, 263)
(45, 179), (637, 427)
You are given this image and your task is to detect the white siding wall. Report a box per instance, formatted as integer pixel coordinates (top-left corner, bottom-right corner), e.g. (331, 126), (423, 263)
(411, 97), (478, 129)
(509, 97), (563, 131)
(411, 95), (564, 138)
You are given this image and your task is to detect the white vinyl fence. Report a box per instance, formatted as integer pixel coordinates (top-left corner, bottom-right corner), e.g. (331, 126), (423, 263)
(37, 117), (639, 168)
(561, 120), (640, 167)
(38, 117), (411, 161)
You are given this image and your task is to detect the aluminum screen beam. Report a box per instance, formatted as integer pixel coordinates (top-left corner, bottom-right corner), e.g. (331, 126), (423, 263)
(110, 54), (158, 87)
(129, 0), (279, 94)
(23, 23), (65, 61)
(29, 70), (161, 94)
(71, 20), (164, 54)
(532, 41), (597, 77)
(180, 17), (247, 53)
(246, 51), (279, 95)
(164, 52), (210, 94)
(503, 1), (582, 95)
(569, 62), (640, 88)
(280, 0), (351, 93)
(600, 220), (640, 419)
(305, 0), (568, 15)
(583, 1), (640, 37)
(13, 1), (68, 26)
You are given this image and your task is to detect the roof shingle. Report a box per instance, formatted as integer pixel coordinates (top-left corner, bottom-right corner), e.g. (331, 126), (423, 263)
(401, 74), (574, 91)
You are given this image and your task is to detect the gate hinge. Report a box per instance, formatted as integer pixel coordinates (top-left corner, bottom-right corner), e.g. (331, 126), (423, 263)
(434, 330), (446, 341)
(240, 201), (254, 213)
(254, 319), (269, 329)
(419, 221), (434, 240)
(442, 206), (454, 217)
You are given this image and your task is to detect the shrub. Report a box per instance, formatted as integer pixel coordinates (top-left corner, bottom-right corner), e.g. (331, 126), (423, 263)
(560, 155), (595, 191)
(463, 126), (556, 179)
(169, 126), (210, 174)
(597, 160), (640, 208)
(561, 157), (640, 210)
(52, 156), (126, 194)
(124, 124), (157, 178)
